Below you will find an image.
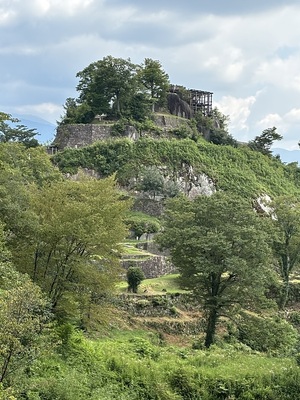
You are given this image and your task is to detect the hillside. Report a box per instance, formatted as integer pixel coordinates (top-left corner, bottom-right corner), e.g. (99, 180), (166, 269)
(2, 127), (300, 398)
(52, 135), (300, 199)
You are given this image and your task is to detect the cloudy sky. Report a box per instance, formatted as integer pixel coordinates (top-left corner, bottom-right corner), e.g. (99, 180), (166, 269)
(1, 0), (300, 149)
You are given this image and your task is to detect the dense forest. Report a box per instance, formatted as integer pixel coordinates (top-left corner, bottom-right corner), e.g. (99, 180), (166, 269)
(1, 57), (300, 399)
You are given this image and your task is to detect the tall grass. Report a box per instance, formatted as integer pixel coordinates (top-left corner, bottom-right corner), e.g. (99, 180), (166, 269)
(15, 327), (300, 400)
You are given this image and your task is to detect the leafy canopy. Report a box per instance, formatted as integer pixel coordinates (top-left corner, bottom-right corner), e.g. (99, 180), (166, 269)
(157, 192), (275, 347)
(11, 175), (131, 316)
(0, 112), (39, 148)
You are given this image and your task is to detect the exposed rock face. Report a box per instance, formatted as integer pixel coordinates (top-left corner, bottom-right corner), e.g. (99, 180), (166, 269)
(167, 92), (193, 119)
(174, 164), (216, 198)
(253, 194), (273, 215)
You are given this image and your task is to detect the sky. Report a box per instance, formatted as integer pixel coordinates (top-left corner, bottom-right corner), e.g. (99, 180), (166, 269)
(1, 0), (300, 150)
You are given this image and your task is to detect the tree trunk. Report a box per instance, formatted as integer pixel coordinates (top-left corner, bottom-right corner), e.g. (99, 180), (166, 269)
(0, 347), (13, 383)
(280, 276), (290, 309)
(204, 307), (218, 348)
(280, 254), (291, 309)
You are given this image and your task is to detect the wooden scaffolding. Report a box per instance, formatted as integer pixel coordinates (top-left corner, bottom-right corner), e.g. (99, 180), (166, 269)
(189, 89), (213, 116)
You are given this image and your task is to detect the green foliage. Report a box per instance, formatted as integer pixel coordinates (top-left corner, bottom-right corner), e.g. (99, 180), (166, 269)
(137, 117), (164, 135)
(76, 56), (138, 119)
(111, 118), (129, 136)
(163, 180), (180, 198)
(248, 126), (282, 156)
(0, 112), (39, 148)
(12, 329), (300, 400)
(52, 137), (300, 199)
(237, 313), (299, 355)
(129, 337), (159, 360)
(194, 107), (237, 147)
(157, 192), (275, 347)
(127, 266), (145, 293)
(125, 212), (160, 239)
(137, 58), (170, 111)
(171, 125), (191, 139)
(0, 385), (16, 400)
(126, 92), (152, 121)
(10, 175), (130, 319)
(58, 98), (95, 124)
(271, 196), (300, 308)
(138, 166), (164, 199)
(59, 56), (172, 123)
(0, 271), (50, 383)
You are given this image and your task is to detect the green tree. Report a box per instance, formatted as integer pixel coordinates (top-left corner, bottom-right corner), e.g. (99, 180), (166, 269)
(127, 266), (145, 293)
(125, 92), (152, 121)
(157, 192), (274, 348)
(0, 277), (50, 383)
(76, 56), (137, 118)
(12, 175), (130, 316)
(271, 196), (300, 308)
(195, 108), (237, 146)
(0, 143), (61, 246)
(248, 127), (282, 156)
(0, 223), (50, 384)
(137, 58), (170, 112)
(138, 166), (164, 199)
(58, 98), (94, 125)
(0, 112), (39, 148)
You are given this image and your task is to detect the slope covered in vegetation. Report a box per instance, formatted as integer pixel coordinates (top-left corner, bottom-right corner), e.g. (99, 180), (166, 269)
(52, 136), (300, 198)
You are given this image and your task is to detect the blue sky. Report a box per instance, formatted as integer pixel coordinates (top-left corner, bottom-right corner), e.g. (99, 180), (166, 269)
(1, 0), (300, 149)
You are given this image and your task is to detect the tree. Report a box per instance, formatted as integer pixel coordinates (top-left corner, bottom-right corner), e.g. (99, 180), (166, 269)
(248, 127), (282, 156)
(127, 266), (145, 293)
(0, 143), (61, 246)
(195, 108), (237, 146)
(0, 277), (50, 383)
(76, 56), (138, 118)
(157, 192), (274, 348)
(138, 166), (164, 199)
(58, 98), (94, 125)
(271, 196), (300, 308)
(11, 175), (131, 316)
(137, 58), (170, 112)
(0, 224), (50, 384)
(0, 112), (39, 148)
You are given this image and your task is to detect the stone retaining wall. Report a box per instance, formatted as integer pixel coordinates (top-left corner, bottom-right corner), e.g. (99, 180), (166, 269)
(122, 255), (176, 279)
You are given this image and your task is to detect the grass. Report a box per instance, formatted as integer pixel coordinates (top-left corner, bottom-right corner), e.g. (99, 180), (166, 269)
(121, 242), (153, 257)
(116, 273), (188, 295)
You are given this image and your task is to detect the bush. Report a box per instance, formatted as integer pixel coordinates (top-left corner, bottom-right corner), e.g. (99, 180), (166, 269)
(237, 313), (299, 355)
(127, 266), (145, 293)
(111, 119), (128, 136)
(138, 166), (164, 199)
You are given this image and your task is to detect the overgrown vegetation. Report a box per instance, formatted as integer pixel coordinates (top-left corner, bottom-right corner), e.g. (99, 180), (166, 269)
(2, 54), (300, 396)
(52, 137), (300, 198)
(3, 326), (299, 400)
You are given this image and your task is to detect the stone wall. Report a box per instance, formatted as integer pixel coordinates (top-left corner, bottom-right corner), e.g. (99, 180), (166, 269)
(54, 124), (114, 149)
(54, 116), (192, 150)
(122, 255), (176, 279)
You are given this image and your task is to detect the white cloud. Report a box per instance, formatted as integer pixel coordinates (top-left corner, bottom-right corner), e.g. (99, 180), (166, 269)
(254, 55), (300, 92)
(13, 103), (63, 123)
(0, 8), (16, 25)
(257, 113), (283, 129)
(215, 94), (257, 132)
(284, 108), (300, 123)
(2, 0), (300, 154)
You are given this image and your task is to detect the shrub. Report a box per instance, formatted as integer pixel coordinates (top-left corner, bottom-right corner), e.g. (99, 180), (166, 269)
(138, 166), (164, 199)
(111, 119), (128, 136)
(127, 266), (145, 293)
(237, 313), (298, 355)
